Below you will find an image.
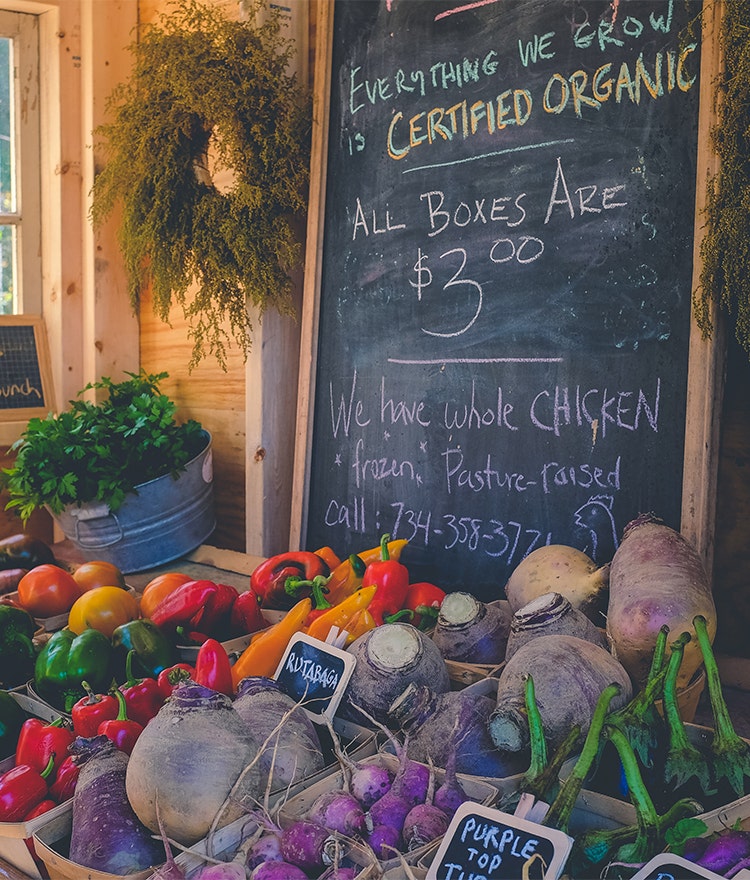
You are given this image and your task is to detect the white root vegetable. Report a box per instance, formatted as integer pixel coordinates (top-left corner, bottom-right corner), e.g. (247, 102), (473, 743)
(606, 514), (717, 689)
(503, 545), (609, 622)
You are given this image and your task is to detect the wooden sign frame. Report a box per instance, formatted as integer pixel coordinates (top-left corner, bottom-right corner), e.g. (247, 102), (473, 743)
(0, 315), (55, 422)
(291, 1), (724, 580)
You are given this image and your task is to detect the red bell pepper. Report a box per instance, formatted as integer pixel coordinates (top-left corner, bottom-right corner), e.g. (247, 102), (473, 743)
(194, 638), (234, 696)
(150, 579), (238, 638)
(71, 681), (119, 738)
(119, 650), (165, 726)
(48, 754), (79, 802)
(362, 534), (411, 625)
(228, 587), (266, 637)
(403, 582), (447, 630)
(23, 798), (57, 820)
(0, 754), (55, 822)
(249, 551), (331, 611)
(156, 662), (195, 698)
(15, 716), (75, 778)
(98, 689), (143, 755)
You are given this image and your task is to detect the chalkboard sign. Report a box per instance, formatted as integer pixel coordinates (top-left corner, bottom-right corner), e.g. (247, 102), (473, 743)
(274, 632), (356, 721)
(630, 852), (726, 880)
(426, 802), (572, 880)
(0, 316), (54, 420)
(294, 0), (712, 599)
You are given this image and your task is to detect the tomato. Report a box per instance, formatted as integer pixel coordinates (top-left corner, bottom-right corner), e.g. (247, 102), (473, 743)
(17, 564), (82, 618)
(139, 572), (193, 620)
(68, 585), (140, 638)
(72, 560), (127, 593)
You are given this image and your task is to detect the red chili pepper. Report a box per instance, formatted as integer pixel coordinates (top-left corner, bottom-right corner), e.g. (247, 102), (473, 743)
(229, 587), (266, 637)
(119, 650), (165, 726)
(98, 689), (143, 755)
(156, 662), (195, 698)
(250, 551), (331, 611)
(48, 754), (79, 802)
(150, 579), (237, 638)
(0, 754), (55, 822)
(403, 582), (447, 629)
(70, 680), (120, 738)
(362, 534), (411, 626)
(14, 716), (75, 778)
(194, 638), (234, 697)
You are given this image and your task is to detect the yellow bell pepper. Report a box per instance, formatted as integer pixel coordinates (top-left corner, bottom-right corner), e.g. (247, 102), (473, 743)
(230, 597), (311, 688)
(344, 608), (377, 646)
(306, 585), (377, 643)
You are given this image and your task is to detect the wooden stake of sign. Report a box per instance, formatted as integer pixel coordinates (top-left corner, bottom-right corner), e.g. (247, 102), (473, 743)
(0, 316), (55, 421)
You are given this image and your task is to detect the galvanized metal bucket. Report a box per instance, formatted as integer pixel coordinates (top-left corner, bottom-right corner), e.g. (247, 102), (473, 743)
(51, 430), (216, 573)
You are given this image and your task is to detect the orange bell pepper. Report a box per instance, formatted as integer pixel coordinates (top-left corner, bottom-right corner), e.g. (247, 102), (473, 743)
(230, 597), (311, 688)
(306, 585), (377, 643)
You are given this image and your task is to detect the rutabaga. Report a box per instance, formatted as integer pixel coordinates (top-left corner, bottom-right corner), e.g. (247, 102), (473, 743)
(431, 593), (511, 664)
(488, 634), (632, 753)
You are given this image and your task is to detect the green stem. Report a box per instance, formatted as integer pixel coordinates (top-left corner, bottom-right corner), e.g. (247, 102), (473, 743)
(604, 726), (660, 864)
(694, 613), (750, 797)
(522, 724), (581, 805)
(662, 630), (715, 795)
(543, 682), (621, 834)
(522, 673), (548, 783)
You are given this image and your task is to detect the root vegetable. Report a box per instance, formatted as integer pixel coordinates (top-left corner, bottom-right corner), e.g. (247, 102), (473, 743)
(342, 622), (449, 725)
(489, 634), (632, 753)
(69, 735), (163, 875)
(505, 592), (608, 661)
(403, 802), (448, 851)
(251, 862), (308, 879)
(431, 593), (510, 664)
(126, 683), (266, 846)
(280, 820), (337, 874)
(233, 676), (324, 789)
(307, 789), (366, 837)
(388, 682), (528, 778)
(503, 545), (609, 621)
(606, 514), (716, 689)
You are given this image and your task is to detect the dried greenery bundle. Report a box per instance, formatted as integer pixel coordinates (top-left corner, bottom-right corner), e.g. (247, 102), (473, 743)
(694, 0), (750, 358)
(90, 0), (311, 369)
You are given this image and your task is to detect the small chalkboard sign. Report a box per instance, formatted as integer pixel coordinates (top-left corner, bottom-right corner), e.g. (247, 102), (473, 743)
(0, 316), (54, 420)
(274, 632), (356, 721)
(426, 802), (572, 880)
(630, 852), (726, 880)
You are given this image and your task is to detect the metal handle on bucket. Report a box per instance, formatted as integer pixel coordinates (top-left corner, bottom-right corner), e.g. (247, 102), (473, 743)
(72, 507), (124, 548)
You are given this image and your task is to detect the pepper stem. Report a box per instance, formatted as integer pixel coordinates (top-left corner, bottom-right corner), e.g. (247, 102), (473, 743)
(379, 533), (391, 562)
(112, 687), (129, 722)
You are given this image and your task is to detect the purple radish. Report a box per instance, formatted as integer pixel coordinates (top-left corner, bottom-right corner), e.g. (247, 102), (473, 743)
(246, 833), (283, 870)
(697, 830), (750, 875)
(307, 789), (366, 837)
(433, 721), (469, 817)
(191, 863), (246, 879)
(367, 823), (402, 859)
(280, 820), (337, 874)
(250, 863), (308, 880)
(682, 835), (710, 862)
(366, 787), (412, 834)
(321, 714), (393, 810)
(402, 803), (449, 851)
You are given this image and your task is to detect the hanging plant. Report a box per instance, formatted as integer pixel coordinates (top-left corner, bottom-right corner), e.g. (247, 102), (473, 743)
(90, 0), (311, 369)
(694, 0), (750, 358)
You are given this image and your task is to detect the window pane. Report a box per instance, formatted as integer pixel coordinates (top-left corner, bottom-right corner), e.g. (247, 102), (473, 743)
(0, 224), (15, 313)
(0, 36), (11, 214)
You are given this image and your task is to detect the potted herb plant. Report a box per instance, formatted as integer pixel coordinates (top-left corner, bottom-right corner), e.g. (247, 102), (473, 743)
(0, 371), (215, 572)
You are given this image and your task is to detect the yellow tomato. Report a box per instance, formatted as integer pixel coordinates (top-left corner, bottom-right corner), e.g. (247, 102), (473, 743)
(68, 585), (140, 638)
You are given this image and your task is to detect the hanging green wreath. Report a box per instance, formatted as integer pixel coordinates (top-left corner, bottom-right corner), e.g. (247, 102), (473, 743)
(694, 0), (750, 359)
(90, 0), (311, 369)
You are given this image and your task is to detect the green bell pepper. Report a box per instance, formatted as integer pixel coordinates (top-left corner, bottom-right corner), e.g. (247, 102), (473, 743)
(0, 689), (27, 760)
(34, 627), (113, 713)
(0, 604), (37, 688)
(111, 618), (175, 682)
